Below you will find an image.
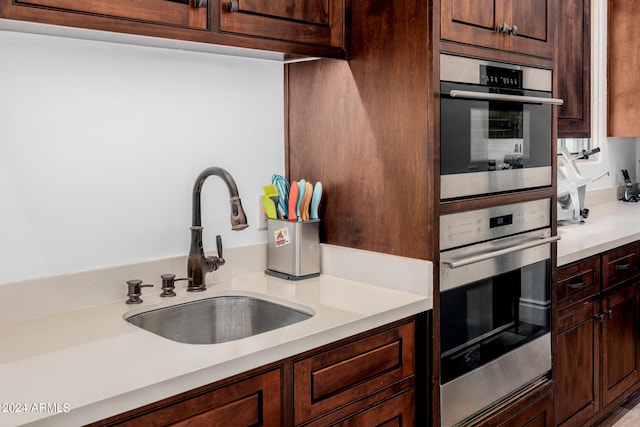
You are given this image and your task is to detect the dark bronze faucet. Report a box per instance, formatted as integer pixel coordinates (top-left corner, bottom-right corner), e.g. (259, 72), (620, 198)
(187, 167), (248, 291)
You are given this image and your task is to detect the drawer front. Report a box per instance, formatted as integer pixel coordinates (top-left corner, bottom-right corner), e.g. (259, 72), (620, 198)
(557, 256), (600, 308)
(106, 368), (282, 426)
(293, 321), (415, 425)
(602, 243), (640, 290)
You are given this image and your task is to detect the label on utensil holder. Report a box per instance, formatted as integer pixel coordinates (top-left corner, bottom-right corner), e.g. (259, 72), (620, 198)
(274, 227), (291, 248)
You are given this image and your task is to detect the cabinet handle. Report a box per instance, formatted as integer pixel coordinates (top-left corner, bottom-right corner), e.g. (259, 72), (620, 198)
(496, 23), (511, 34)
(226, 0), (239, 12)
(605, 309), (613, 317)
(615, 262), (633, 271)
(567, 278), (587, 289)
(509, 25), (518, 36)
(194, 0), (207, 8)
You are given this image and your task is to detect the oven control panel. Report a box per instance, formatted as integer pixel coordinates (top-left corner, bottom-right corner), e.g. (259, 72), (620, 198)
(440, 199), (550, 250)
(480, 64), (523, 89)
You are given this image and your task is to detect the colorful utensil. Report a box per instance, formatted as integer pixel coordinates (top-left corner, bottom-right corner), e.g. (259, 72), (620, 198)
(296, 179), (306, 221)
(260, 195), (277, 219)
(300, 181), (313, 221)
(272, 174), (290, 217)
(288, 181), (298, 222)
(309, 182), (323, 220)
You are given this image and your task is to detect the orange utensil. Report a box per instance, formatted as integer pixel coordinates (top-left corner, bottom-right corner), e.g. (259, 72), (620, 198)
(301, 181), (313, 221)
(288, 181), (298, 221)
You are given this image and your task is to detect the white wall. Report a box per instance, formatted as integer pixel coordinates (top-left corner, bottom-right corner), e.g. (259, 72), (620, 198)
(575, 0), (638, 190)
(0, 31), (284, 285)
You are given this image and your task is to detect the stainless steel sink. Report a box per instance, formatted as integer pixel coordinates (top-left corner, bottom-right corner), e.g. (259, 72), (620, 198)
(125, 296), (313, 344)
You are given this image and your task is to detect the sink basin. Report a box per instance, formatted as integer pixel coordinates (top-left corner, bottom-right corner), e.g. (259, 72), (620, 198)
(125, 295), (313, 344)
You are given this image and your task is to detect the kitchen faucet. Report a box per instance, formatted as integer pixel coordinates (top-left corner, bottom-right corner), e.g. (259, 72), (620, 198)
(187, 167), (248, 291)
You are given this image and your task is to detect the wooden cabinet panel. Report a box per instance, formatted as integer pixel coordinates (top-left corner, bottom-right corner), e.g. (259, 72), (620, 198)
(607, 0), (640, 136)
(328, 389), (415, 427)
(601, 284), (640, 407)
(440, 0), (553, 58)
(601, 243), (640, 291)
(555, 300), (600, 426)
(293, 322), (415, 425)
(13, 0), (208, 29)
(91, 368), (282, 426)
(0, 0), (345, 58)
(219, 0), (343, 48)
(557, 0), (591, 138)
(286, 0), (432, 259)
(441, 0), (506, 52)
(475, 381), (554, 427)
(557, 256), (600, 309)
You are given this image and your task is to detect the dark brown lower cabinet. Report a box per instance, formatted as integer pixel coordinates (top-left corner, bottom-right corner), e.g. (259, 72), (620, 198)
(87, 315), (427, 427)
(556, 249), (640, 426)
(601, 283), (640, 407)
(556, 299), (600, 426)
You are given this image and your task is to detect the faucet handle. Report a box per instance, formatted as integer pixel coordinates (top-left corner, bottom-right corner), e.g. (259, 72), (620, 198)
(126, 280), (154, 304)
(160, 274), (190, 297)
(216, 235), (226, 267)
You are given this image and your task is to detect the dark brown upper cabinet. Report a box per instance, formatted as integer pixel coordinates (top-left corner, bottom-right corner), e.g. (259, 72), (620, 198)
(0, 0), (345, 58)
(557, 0), (591, 139)
(219, 0), (343, 49)
(441, 0), (553, 59)
(608, 0), (640, 137)
(3, 0), (209, 32)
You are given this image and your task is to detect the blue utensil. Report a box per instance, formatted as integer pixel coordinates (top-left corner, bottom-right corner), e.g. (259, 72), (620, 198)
(310, 182), (322, 220)
(296, 179), (306, 221)
(271, 174), (290, 217)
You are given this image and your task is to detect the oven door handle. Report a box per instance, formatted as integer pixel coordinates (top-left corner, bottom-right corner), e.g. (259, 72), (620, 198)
(449, 89), (564, 106)
(444, 235), (561, 269)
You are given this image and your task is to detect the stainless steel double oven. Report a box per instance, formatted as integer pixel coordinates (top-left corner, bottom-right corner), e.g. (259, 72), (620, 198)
(440, 54), (562, 200)
(438, 55), (561, 426)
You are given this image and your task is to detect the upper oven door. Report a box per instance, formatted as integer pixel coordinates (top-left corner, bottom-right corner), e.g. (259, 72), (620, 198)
(440, 81), (554, 200)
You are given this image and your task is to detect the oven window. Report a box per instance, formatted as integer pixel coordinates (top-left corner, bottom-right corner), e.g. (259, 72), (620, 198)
(470, 106), (530, 164)
(440, 81), (551, 174)
(440, 259), (550, 384)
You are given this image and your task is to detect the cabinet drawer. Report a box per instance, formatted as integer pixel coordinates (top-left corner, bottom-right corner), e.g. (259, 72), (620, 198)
(305, 388), (415, 427)
(96, 368), (282, 426)
(557, 256), (600, 308)
(602, 243), (640, 290)
(293, 321), (415, 425)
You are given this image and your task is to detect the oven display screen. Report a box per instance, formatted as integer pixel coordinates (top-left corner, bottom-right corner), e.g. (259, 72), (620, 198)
(490, 214), (513, 228)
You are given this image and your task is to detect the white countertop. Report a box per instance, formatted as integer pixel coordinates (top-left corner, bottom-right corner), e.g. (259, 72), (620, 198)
(0, 245), (432, 427)
(558, 200), (640, 266)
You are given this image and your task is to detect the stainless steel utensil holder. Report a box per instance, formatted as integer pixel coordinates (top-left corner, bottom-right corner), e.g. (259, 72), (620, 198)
(265, 219), (320, 280)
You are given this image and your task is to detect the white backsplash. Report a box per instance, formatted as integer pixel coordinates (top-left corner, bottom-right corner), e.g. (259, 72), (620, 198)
(0, 31), (284, 285)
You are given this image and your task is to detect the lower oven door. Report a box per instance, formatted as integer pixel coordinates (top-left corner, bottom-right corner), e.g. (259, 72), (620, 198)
(439, 229), (556, 427)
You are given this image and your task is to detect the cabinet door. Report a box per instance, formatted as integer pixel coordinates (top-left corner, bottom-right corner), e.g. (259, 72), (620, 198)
(608, 0), (640, 137)
(441, 0), (507, 51)
(557, 0), (591, 138)
(219, 0), (344, 48)
(11, 0), (207, 29)
(601, 284), (640, 407)
(441, 0), (553, 58)
(504, 0), (553, 58)
(555, 300), (600, 426)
